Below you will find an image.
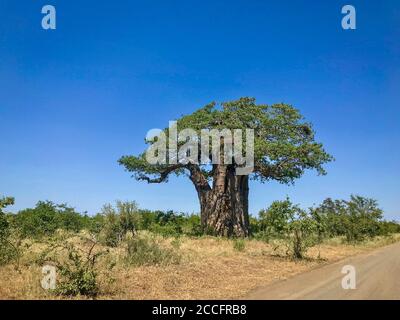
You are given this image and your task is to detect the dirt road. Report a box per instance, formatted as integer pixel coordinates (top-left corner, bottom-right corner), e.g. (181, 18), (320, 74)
(245, 241), (400, 300)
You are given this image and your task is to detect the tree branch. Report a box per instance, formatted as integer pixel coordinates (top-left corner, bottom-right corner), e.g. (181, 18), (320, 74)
(136, 164), (185, 184)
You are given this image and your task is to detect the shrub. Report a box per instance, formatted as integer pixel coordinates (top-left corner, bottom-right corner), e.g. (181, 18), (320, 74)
(233, 239), (246, 252)
(0, 240), (19, 266)
(312, 198), (347, 237)
(0, 196), (14, 239)
(39, 236), (112, 297)
(152, 210), (184, 236)
(379, 221), (400, 235)
(141, 211), (202, 237)
(55, 246), (99, 297)
(126, 234), (180, 266)
(136, 209), (158, 230)
(100, 205), (124, 247)
(286, 213), (319, 259)
(13, 201), (85, 238)
(149, 222), (182, 237)
(0, 196), (18, 266)
(249, 217), (261, 235)
(314, 195), (385, 243)
(97, 207), (202, 238)
(86, 213), (105, 235)
(258, 198), (296, 240)
(98, 201), (139, 247)
(260, 198), (318, 259)
(344, 195), (383, 242)
(181, 214), (202, 236)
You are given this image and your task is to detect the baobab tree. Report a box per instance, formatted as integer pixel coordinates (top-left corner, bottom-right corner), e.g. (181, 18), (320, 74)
(119, 97), (333, 237)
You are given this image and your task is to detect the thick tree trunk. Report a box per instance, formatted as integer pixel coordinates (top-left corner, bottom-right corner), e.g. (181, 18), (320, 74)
(196, 166), (250, 237)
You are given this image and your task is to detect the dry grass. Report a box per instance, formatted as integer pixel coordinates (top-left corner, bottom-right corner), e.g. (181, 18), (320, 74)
(0, 234), (399, 300)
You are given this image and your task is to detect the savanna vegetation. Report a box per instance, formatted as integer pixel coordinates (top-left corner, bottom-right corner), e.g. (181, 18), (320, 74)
(0, 193), (399, 299)
(1, 98), (399, 299)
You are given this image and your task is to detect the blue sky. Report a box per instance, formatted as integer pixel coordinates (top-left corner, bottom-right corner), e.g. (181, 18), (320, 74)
(0, 0), (399, 218)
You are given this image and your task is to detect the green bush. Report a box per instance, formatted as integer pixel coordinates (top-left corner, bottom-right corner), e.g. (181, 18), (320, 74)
(126, 234), (180, 266)
(98, 201), (139, 247)
(0, 196), (18, 266)
(249, 217), (261, 235)
(258, 198), (296, 240)
(286, 213), (319, 259)
(379, 221), (400, 235)
(55, 248), (99, 297)
(0, 240), (19, 266)
(312, 198), (347, 237)
(314, 195), (385, 243)
(259, 198), (319, 259)
(136, 209), (158, 230)
(13, 201), (86, 238)
(233, 239), (246, 252)
(39, 237), (111, 297)
(99, 205), (124, 247)
(181, 214), (202, 236)
(141, 211), (202, 237)
(0, 196), (14, 239)
(149, 222), (182, 237)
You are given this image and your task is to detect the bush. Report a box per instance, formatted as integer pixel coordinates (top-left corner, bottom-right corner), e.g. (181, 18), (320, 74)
(126, 234), (180, 266)
(13, 201), (86, 238)
(0, 196), (14, 239)
(0, 240), (19, 266)
(0, 196), (18, 266)
(344, 195), (383, 242)
(314, 195), (385, 243)
(286, 213), (319, 259)
(233, 239), (246, 252)
(136, 209), (158, 230)
(98, 201), (139, 247)
(249, 217), (261, 235)
(140, 211), (202, 237)
(99, 205), (124, 247)
(149, 222), (182, 237)
(55, 247), (99, 297)
(259, 198), (319, 259)
(39, 237), (112, 297)
(312, 198), (347, 237)
(150, 211), (184, 236)
(181, 214), (202, 236)
(258, 198), (296, 241)
(379, 221), (400, 235)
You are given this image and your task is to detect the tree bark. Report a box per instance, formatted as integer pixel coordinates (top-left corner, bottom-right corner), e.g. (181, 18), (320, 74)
(192, 165), (250, 237)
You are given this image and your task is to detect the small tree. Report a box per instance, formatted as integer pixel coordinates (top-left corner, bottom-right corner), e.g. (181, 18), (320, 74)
(260, 198), (318, 259)
(287, 211), (319, 259)
(314, 195), (384, 243)
(39, 236), (113, 297)
(343, 195), (383, 242)
(0, 197), (14, 239)
(0, 196), (17, 265)
(313, 198), (348, 237)
(100, 201), (140, 247)
(116, 200), (139, 236)
(259, 198), (294, 239)
(14, 201), (85, 238)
